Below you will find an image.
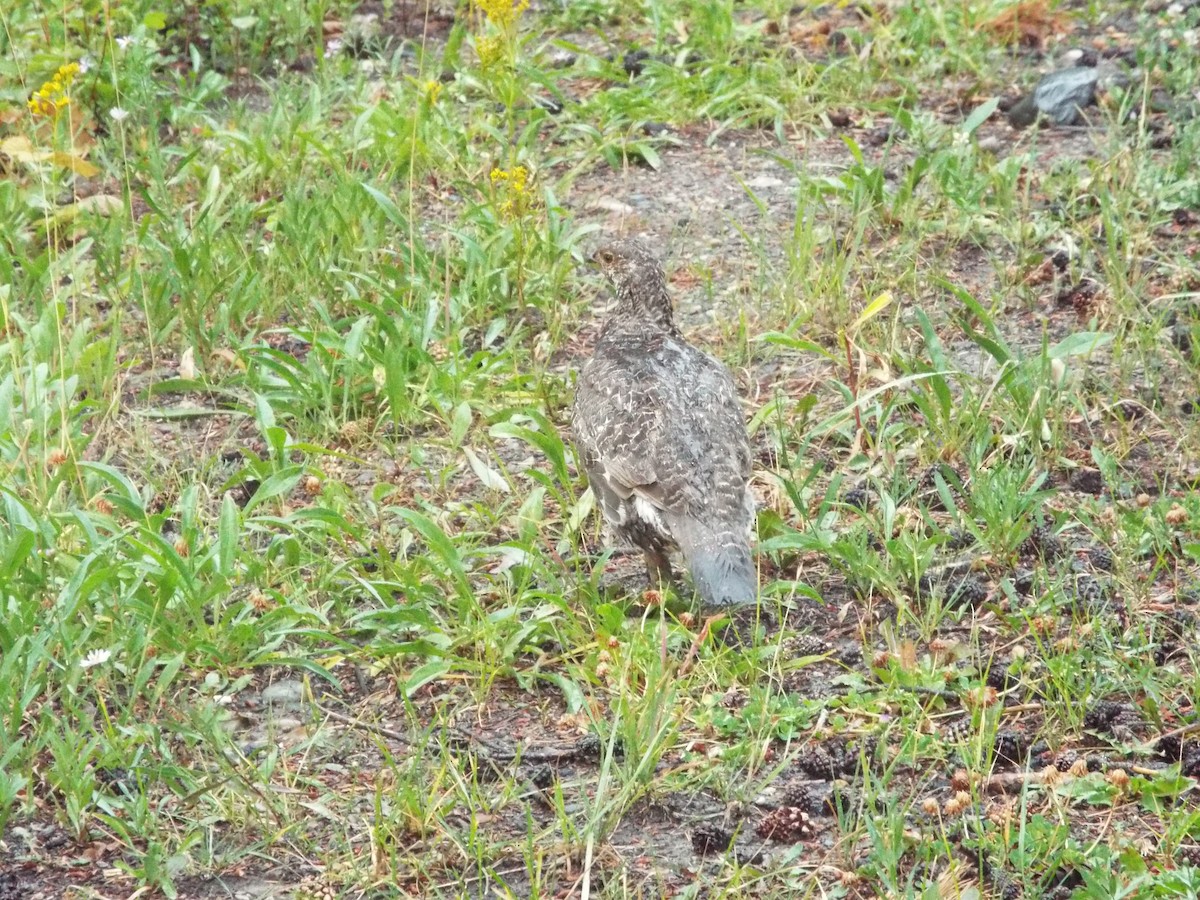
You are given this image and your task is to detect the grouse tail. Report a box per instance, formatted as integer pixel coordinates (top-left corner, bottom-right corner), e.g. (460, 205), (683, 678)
(668, 514), (757, 609)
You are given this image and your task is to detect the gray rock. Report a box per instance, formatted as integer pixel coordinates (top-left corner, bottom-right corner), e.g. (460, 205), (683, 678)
(346, 13), (381, 43)
(1060, 48), (1098, 68)
(260, 678), (307, 707)
(1008, 66), (1100, 128)
(547, 49), (577, 69)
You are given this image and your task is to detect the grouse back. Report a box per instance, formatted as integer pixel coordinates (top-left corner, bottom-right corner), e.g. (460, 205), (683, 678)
(572, 237), (757, 610)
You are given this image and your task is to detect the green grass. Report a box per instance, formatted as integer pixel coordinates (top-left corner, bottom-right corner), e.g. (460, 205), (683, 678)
(4, 0), (1200, 897)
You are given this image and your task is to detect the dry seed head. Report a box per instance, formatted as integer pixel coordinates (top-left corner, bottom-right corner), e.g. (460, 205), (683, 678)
(928, 638), (952, 660)
(1050, 357), (1067, 387)
(1031, 615), (1056, 636)
(964, 686), (999, 710)
(986, 798), (1015, 826)
(339, 419), (366, 441)
(1107, 768), (1131, 791)
(944, 791), (971, 815)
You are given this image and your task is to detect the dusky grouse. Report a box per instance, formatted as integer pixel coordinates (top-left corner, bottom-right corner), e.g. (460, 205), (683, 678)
(572, 238), (757, 609)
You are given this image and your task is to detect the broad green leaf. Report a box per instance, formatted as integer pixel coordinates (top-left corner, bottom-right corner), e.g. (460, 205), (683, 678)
(133, 404), (241, 420)
(464, 447), (511, 493)
(395, 508), (472, 603)
(77, 461), (144, 506)
(1048, 331), (1113, 359)
(593, 602), (626, 635)
(253, 656), (339, 688)
(242, 470), (304, 512)
(756, 332), (837, 359)
(490, 419), (569, 486)
(0, 528), (35, 580)
(361, 183), (408, 228)
(567, 487), (594, 535)
(404, 659), (452, 697)
(218, 494), (239, 577)
(344, 316), (370, 360)
(254, 393), (276, 431)
(635, 142), (662, 170)
(840, 133), (866, 165)
(961, 97), (999, 135)
(450, 401), (472, 447)
(849, 291), (895, 332)
(540, 672), (586, 713)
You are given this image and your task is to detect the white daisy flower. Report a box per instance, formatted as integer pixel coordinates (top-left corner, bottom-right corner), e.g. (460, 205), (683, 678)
(80, 648), (112, 669)
(109, 107), (130, 122)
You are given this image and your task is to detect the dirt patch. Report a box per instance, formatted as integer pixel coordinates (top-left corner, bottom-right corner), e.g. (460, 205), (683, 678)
(352, 0), (458, 47)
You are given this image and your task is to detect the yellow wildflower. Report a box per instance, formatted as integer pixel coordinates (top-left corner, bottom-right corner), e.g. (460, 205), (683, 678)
(491, 165), (531, 220)
(475, 34), (506, 68)
(27, 62), (81, 118)
(477, 0), (528, 29)
(423, 80), (442, 104)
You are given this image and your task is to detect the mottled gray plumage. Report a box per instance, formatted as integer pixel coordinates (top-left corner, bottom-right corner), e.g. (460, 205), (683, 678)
(572, 238), (757, 609)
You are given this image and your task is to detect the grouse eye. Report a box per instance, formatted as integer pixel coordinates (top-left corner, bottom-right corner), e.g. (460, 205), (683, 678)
(597, 250), (614, 264)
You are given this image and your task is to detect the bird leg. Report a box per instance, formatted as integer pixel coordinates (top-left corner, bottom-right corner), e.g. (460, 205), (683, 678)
(643, 548), (674, 592)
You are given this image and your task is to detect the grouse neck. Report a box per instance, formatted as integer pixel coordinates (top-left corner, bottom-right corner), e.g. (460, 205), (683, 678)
(614, 273), (677, 332)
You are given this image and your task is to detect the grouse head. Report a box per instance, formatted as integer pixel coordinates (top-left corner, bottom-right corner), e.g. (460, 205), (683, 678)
(591, 238), (675, 329)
